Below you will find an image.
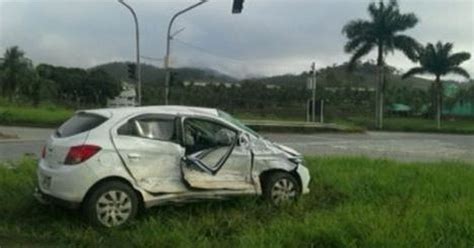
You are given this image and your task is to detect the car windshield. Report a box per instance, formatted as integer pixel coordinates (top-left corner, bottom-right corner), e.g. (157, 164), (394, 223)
(217, 110), (260, 138)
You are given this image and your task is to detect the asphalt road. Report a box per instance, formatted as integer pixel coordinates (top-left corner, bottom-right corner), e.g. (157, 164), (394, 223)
(0, 126), (53, 161)
(0, 140), (45, 161)
(264, 132), (474, 163)
(1, 126), (473, 163)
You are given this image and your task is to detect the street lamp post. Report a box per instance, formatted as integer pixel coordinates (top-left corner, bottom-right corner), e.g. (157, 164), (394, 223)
(311, 62), (316, 122)
(118, 0), (142, 106)
(164, 0), (207, 105)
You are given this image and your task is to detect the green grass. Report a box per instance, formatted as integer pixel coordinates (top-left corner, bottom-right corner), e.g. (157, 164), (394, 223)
(0, 105), (73, 127)
(235, 112), (305, 122)
(1, 157), (473, 247)
(340, 116), (474, 134)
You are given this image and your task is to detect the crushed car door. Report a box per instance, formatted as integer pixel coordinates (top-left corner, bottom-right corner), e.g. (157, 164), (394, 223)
(112, 114), (187, 193)
(181, 117), (254, 191)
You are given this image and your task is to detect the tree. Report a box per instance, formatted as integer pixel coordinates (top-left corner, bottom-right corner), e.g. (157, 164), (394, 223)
(342, 0), (419, 129)
(402, 42), (471, 129)
(17, 69), (43, 106)
(37, 64), (121, 107)
(0, 46), (34, 101)
(84, 69), (121, 106)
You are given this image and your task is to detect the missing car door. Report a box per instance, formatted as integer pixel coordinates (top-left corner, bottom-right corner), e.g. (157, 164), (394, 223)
(181, 118), (255, 191)
(182, 118), (237, 173)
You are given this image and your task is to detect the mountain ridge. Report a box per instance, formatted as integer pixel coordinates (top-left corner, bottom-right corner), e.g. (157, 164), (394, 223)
(92, 61), (469, 91)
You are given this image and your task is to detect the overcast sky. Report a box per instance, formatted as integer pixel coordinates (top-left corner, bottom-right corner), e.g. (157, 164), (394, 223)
(0, 0), (473, 79)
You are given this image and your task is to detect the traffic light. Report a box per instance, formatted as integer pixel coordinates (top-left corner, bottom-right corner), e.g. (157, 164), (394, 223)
(169, 71), (176, 85)
(127, 62), (136, 80)
(232, 0), (244, 14)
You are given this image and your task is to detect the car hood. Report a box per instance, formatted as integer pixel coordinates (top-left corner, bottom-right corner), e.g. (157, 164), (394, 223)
(273, 143), (302, 158)
(248, 136), (302, 158)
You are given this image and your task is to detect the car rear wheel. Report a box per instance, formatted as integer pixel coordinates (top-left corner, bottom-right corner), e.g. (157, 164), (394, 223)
(262, 172), (301, 205)
(83, 181), (138, 227)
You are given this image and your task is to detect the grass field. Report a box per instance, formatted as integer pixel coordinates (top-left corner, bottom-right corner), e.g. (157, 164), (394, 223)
(0, 105), (72, 127)
(0, 157), (473, 247)
(341, 116), (474, 134)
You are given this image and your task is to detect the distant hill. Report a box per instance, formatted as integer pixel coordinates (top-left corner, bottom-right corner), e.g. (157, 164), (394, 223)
(92, 62), (237, 86)
(92, 61), (464, 92)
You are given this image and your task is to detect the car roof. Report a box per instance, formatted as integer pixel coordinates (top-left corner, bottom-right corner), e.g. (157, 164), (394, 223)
(79, 105), (219, 119)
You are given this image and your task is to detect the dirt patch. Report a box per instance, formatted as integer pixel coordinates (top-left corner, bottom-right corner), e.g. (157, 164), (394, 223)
(0, 132), (18, 140)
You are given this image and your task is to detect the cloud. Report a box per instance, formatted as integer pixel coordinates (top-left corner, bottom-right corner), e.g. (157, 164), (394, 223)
(0, 0), (472, 80)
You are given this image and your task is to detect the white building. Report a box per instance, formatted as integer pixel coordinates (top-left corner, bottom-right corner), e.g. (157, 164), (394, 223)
(107, 82), (137, 108)
(183, 80), (240, 88)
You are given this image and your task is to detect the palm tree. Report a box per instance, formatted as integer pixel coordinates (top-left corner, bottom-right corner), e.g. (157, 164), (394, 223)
(0, 46), (33, 101)
(402, 42), (471, 129)
(342, 0), (419, 129)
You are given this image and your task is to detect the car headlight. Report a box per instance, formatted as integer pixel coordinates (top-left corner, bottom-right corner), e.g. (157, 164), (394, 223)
(288, 157), (304, 165)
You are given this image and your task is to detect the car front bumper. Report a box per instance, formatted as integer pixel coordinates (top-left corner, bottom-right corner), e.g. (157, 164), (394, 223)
(296, 164), (310, 194)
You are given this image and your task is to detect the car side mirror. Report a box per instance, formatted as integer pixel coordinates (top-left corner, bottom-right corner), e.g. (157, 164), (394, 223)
(215, 129), (235, 146)
(239, 133), (251, 149)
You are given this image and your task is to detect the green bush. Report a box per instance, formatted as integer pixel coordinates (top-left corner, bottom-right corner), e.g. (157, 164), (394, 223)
(0, 110), (13, 124)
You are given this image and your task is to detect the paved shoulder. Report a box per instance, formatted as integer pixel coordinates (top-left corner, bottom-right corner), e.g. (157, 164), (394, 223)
(0, 126), (54, 141)
(0, 126), (54, 161)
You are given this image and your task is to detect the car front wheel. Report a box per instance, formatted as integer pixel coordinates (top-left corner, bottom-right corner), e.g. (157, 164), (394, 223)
(262, 172), (301, 205)
(83, 181), (138, 227)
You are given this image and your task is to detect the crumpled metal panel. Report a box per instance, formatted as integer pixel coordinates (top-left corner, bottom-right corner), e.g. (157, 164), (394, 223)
(113, 135), (188, 193)
(182, 164), (254, 190)
(182, 146), (255, 191)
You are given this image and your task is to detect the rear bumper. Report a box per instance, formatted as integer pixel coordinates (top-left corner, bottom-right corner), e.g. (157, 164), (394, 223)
(37, 159), (97, 203)
(34, 187), (80, 209)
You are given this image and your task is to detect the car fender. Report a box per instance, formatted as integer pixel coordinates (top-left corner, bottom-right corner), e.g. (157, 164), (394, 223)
(251, 155), (298, 194)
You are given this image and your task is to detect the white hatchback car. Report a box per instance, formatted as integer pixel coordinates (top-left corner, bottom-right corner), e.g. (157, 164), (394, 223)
(35, 106), (310, 227)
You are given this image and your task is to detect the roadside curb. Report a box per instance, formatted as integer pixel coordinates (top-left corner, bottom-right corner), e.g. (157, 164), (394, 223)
(0, 139), (45, 143)
(242, 120), (365, 134)
(0, 125), (54, 142)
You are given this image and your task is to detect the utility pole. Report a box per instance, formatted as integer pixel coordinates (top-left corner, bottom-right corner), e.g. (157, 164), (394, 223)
(164, 0), (207, 105)
(118, 0), (141, 106)
(320, 98), (324, 123)
(311, 62), (317, 122)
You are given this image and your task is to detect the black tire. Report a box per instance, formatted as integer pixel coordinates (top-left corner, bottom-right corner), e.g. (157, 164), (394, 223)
(82, 181), (138, 227)
(262, 171), (301, 205)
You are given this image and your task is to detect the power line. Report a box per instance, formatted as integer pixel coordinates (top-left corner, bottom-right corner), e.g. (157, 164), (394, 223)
(173, 38), (248, 63)
(141, 55), (163, 61)
(173, 38), (310, 71)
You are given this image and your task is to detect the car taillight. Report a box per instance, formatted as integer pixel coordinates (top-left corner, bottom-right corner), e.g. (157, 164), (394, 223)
(41, 145), (46, 159)
(64, 145), (101, 165)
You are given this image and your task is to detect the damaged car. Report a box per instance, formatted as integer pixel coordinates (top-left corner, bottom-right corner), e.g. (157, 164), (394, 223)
(35, 106), (310, 227)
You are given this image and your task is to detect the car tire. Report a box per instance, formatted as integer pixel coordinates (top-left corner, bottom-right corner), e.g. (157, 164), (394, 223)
(83, 181), (138, 227)
(262, 171), (301, 206)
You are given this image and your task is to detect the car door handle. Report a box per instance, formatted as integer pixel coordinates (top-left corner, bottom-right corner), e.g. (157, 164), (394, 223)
(127, 153), (141, 160)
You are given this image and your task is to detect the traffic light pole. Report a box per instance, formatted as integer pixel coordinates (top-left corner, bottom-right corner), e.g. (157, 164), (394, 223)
(164, 0), (207, 105)
(118, 0), (141, 106)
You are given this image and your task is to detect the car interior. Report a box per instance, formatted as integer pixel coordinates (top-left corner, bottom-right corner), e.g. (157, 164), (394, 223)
(183, 118), (237, 170)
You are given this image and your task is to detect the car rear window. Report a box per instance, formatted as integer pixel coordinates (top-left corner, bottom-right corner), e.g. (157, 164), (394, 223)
(56, 112), (107, 138)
